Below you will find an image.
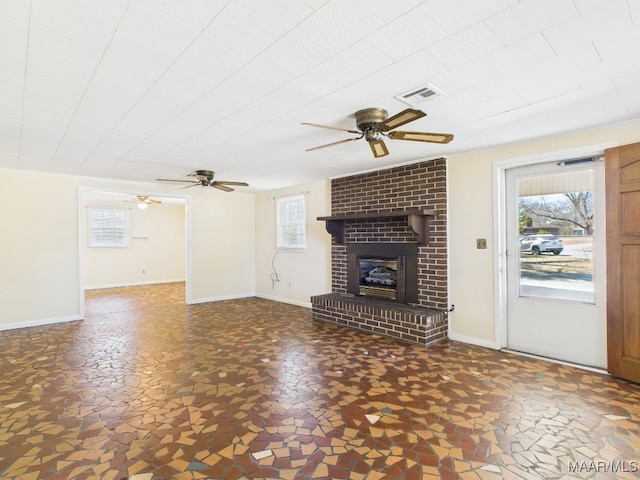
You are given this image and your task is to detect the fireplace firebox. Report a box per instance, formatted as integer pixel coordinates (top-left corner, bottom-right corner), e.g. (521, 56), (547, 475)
(358, 257), (403, 300)
(347, 243), (418, 303)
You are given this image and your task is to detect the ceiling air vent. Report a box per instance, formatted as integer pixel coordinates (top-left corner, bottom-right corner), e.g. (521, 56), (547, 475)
(394, 83), (445, 107)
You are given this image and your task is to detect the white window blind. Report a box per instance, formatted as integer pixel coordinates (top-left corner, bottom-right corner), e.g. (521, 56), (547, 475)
(276, 194), (306, 250)
(88, 208), (130, 248)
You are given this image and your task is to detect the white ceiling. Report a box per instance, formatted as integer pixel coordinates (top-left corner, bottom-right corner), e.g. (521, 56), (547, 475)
(2, 0), (639, 192)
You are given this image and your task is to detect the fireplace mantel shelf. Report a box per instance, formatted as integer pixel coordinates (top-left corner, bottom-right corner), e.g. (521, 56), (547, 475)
(317, 209), (437, 245)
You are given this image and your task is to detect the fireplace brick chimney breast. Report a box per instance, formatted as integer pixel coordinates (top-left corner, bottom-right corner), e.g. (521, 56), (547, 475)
(311, 159), (448, 346)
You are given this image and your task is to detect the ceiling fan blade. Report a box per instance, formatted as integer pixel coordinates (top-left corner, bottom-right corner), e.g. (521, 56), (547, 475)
(156, 178), (200, 184)
(215, 181), (249, 186)
(306, 137), (360, 152)
(388, 131), (454, 144)
(301, 122), (361, 134)
(179, 183), (202, 189)
(378, 108), (426, 131)
(368, 139), (389, 158)
(212, 182), (234, 192)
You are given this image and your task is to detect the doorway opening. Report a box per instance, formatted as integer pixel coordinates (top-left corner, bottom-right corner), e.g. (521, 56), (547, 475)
(79, 189), (191, 313)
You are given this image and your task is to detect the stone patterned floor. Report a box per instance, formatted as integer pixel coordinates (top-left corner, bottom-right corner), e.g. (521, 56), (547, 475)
(0, 282), (639, 479)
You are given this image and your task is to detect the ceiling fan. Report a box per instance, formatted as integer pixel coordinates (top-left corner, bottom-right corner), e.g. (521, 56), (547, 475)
(302, 107), (453, 158)
(156, 170), (249, 192)
(125, 194), (161, 210)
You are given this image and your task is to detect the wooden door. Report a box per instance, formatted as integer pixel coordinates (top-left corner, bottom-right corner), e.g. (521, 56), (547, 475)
(606, 141), (640, 383)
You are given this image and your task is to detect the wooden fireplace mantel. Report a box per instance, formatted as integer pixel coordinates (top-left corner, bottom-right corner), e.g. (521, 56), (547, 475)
(317, 209), (437, 245)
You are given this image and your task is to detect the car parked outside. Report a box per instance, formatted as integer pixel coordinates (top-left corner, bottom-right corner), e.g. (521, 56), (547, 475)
(520, 234), (564, 255)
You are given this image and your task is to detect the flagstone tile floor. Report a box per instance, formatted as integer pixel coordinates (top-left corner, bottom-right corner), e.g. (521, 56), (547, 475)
(1, 283), (639, 479)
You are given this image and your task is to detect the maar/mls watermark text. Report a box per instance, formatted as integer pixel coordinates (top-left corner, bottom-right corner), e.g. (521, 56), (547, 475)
(567, 460), (638, 474)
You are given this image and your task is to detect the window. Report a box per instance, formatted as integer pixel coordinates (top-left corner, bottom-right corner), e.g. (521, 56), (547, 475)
(88, 208), (130, 248)
(517, 168), (595, 303)
(276, 194), (306, 250)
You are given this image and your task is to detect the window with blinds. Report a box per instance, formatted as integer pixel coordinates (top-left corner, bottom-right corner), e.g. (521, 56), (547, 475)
(88, 208), (130, 248)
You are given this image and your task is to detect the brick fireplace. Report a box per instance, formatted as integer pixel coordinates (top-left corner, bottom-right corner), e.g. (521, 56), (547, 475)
(311, 159), (448, 345)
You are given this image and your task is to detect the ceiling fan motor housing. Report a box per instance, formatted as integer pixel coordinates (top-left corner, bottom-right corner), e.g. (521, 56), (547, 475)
(194, 169), (215, 185)
(355, 108), (388, 134)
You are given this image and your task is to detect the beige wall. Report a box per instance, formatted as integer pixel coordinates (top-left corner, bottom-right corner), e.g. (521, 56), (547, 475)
(254, 180), (332, 307)
(190, 188), (256, 303)
(447, 119), (640, 347)
(84, 203), (186, 289)
(1, 171), (81, 327)
(0, 169), (256, 329)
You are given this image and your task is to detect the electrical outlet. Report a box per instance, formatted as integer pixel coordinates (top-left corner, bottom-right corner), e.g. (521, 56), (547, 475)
(476, 238), (487, 249)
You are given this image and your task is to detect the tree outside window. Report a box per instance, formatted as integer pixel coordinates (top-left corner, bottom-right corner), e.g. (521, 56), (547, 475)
(519, 191), (593, 235)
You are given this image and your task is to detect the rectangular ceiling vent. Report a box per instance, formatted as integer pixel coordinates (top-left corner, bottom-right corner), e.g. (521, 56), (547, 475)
(395, 83), (445, 107)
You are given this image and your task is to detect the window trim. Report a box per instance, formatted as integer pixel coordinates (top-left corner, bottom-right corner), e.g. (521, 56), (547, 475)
(276, 193), (307, 251)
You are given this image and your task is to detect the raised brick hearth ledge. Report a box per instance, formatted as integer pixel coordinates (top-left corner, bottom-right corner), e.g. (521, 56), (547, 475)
(311, 293), (448, 346)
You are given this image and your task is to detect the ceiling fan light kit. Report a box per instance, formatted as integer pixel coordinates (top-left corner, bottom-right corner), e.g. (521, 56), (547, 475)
(303, 107), (453, 158)
(125, 194), (161, 209)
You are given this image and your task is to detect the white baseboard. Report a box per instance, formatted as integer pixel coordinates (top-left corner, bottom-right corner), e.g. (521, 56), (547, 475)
(189, 292), (255, 305)
(0, 314), (83, 332)
(448, 331), (500, 350)
(84, 279), (185, 290)
(255, 293), (312, 309)
(190, 292), (312, 308)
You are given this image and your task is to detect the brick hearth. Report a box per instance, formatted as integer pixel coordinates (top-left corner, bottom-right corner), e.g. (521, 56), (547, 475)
(311, 293), (447, 346)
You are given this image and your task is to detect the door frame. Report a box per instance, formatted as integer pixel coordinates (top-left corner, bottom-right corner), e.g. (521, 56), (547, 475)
(492, 142), (617, 351)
